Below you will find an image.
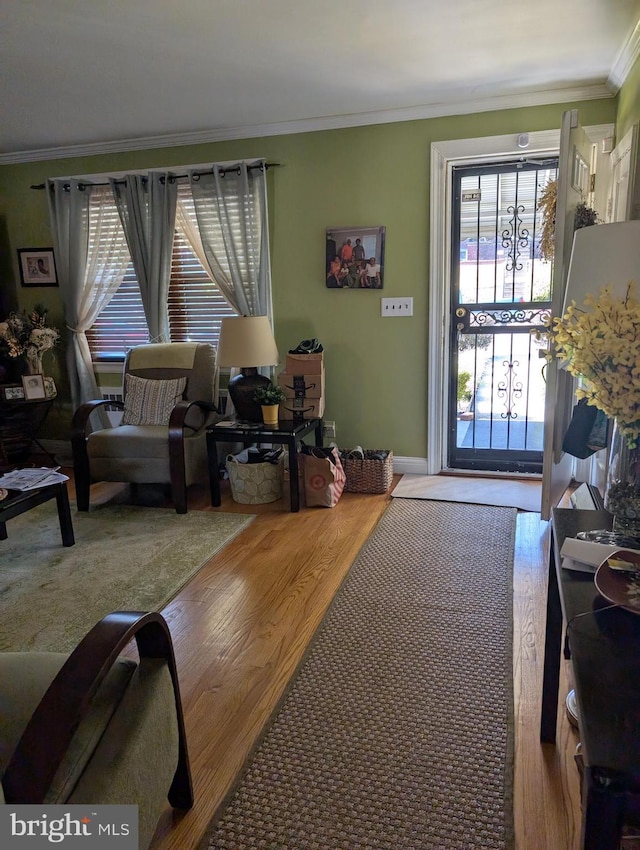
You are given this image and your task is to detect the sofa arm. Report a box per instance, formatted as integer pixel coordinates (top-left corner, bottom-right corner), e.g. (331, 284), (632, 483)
(2, 611), (193, 810)
(71, 400), (123, 510)
(71, 398), (123, 442)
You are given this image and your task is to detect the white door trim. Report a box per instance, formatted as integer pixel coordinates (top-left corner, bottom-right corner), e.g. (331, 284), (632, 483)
(427, 124), (613, 475)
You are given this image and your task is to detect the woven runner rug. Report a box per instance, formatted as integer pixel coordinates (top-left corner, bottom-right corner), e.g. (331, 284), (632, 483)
(203, 499), (517, 850)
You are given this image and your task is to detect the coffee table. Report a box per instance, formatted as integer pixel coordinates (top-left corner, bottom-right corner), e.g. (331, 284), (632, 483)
(0, 481), (75, 546)
(207, 418), (323, 512)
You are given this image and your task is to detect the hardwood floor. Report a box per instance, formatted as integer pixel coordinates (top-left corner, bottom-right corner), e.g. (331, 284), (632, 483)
(67, 473), (582, 850)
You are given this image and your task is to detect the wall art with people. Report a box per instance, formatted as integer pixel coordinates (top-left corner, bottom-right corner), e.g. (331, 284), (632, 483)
(325, 226), (385, 289)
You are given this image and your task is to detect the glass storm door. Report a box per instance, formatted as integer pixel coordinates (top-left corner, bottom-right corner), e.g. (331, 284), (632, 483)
(449, 159), (558, 473)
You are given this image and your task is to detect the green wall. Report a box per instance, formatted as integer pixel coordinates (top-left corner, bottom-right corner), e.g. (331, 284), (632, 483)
(0, 97), (620, 456)
(616, 51), (640, 138)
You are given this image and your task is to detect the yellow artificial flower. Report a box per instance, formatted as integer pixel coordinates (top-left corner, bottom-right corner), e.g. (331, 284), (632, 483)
(551, 283), (640, 447)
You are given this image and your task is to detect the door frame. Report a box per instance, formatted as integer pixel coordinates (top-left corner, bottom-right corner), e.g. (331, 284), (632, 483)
(428, 124), (614, 475)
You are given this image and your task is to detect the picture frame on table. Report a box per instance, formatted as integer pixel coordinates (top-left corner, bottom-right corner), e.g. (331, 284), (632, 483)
(326, 226), (385, 289)
(17, 248), (58, 287)
(21, 373), (47, 400)
(2, 384), (25, 401)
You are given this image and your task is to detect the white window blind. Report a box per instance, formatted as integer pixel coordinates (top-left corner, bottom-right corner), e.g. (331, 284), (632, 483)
(86, 179), (237, 361)
(85, 189), (148, 360)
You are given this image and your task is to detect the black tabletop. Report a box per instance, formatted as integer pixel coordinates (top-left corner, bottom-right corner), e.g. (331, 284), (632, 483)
(552, 508), (640, 780)
(208, 418), (321, 438)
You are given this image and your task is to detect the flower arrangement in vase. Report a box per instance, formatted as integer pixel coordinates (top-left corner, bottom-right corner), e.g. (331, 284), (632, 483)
(551, 283), (640, 535)
(0, 305), (60, 375)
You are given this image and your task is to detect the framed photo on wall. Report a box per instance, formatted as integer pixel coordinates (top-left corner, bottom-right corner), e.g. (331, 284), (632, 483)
(17, 248), (58, 287)
(326, 226), (385, 289)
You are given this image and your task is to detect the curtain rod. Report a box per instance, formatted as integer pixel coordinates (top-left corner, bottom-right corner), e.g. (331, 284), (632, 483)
(30, 161), (281, 190)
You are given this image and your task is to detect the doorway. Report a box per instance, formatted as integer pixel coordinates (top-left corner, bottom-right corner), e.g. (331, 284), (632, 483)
(448, 159), (558, 473)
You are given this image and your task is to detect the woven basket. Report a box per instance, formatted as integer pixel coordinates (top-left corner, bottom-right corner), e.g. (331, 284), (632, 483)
(226, 454), (284, 504)
(340, 449), (393, 494)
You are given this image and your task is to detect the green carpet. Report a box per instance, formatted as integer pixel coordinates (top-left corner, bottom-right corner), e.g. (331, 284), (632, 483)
(0, 503), (253, 652)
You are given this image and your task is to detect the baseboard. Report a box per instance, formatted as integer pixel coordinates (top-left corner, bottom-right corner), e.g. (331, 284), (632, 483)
(392, 456), (429, 476)
(38, 442), (429, 478)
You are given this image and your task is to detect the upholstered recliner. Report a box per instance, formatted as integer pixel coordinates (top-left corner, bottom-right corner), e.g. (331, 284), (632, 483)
(0, 611), (193, 850)
(72, 342), (219, 514)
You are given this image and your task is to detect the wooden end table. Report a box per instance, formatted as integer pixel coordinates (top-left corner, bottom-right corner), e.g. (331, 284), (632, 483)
(206, 418), (323, 512)
(0, 481), (75, 546)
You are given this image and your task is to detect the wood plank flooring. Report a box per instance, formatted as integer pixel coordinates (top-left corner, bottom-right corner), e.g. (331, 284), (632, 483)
(67, 474), (581, 850)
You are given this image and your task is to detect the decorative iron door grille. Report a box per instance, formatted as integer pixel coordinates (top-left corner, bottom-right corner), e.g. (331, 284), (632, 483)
(449, 159), (558, 473)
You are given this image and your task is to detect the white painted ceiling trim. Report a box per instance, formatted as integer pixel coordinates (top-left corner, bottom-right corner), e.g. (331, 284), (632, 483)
(608, 18), (640, 91)
(0, 83), (613, 166)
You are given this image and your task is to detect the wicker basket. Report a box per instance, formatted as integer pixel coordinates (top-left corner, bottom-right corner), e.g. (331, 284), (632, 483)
(340, 449), (393, 494)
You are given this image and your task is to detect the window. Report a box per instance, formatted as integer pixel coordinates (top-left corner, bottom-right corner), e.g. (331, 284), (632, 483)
(86, 180), (237, 361)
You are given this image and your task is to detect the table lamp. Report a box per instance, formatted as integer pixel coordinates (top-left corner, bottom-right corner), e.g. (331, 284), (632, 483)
(217, 316), (279, 422)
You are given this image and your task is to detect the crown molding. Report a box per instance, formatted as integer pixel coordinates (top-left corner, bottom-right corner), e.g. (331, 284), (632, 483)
(607, 18), (640, 92)
(0, 83), (613, 166)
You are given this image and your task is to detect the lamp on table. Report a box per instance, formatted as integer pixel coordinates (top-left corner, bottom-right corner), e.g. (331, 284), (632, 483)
(217, 316), (279, 423)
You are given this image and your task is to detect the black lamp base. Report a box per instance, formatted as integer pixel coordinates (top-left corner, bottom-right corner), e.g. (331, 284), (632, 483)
(228, 368), (271, 423)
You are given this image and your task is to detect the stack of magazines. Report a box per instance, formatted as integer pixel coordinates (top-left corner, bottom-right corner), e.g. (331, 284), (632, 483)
(0, 467), (69, 491)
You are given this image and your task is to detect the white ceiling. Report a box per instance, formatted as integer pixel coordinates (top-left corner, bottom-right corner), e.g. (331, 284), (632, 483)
(2, 0), (640, 162)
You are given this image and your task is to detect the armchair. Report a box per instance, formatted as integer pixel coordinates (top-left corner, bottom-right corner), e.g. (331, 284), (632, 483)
(0, 611), (193, 850)
(72, 342), (219, 514)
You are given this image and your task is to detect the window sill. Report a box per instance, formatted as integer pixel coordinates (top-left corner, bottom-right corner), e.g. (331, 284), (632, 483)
(93, 361), (124, 373)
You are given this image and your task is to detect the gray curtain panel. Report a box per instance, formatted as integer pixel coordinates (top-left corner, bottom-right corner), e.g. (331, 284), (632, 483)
(188, 160), (273, 322)
(47, 182), (129, 416)
(47, 179), (100, 412)
(111, 172), (177, 342)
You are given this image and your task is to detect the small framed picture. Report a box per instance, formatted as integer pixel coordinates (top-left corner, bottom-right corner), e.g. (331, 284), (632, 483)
(17, 248), (58, 287)
(2, 384), (25, 401)
(326, 226), (386, 289)
(22, 374), (47, 400)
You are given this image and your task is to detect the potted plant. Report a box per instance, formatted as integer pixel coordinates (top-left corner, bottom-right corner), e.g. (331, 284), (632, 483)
(253, 383), (286, 426)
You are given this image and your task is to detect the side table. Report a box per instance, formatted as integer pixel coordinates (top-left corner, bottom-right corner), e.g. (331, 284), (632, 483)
(0, 395), (55, 469)
(0, 481), (75, 546)
(541, 507), (640, 848)
(206, 418), (323, 512)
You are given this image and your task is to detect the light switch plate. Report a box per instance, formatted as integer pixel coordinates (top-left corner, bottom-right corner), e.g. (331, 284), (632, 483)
(381, 297), (413, 317)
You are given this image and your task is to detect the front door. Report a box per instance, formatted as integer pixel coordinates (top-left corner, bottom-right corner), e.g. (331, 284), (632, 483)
(448, 158), (558, 473)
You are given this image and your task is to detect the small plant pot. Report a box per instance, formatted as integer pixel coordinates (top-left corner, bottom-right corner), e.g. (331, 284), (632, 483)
(261, 404), (279, 427)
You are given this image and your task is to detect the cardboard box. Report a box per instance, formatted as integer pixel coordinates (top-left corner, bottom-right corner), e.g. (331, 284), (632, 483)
(277, 369), (325, 399)
(285, 351), (324, 375)
(278, 396), (325, 420)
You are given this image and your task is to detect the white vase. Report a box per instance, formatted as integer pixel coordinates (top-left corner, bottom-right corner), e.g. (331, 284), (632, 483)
(25, 349), (43, 375)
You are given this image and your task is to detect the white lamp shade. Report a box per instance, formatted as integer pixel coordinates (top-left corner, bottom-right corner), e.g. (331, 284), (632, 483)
(217, 316), (279, 368)
(563, 220), (640, 314)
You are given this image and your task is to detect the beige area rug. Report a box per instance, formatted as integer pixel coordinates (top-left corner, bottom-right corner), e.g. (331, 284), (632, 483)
(203, 499), (516, 850)
(0, 503), (253, 652)
(392, 473), (542, 512)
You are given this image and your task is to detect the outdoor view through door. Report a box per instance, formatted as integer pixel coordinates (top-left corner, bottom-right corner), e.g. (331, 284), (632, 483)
(449, 159), (558, 473)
